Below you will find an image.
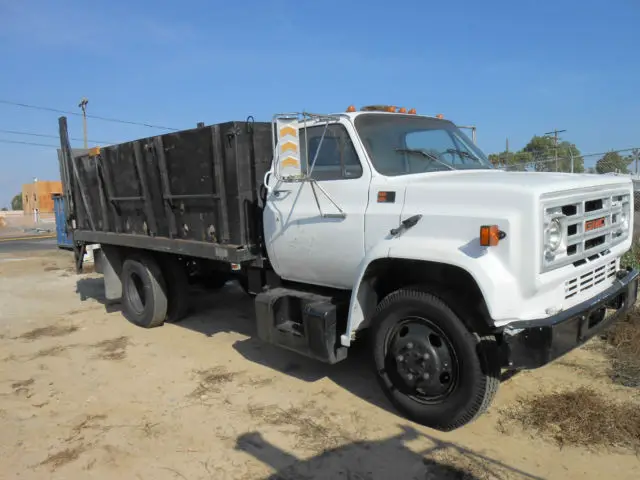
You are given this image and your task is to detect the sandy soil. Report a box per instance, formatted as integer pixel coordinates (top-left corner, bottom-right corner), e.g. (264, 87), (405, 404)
(1, 250), (639, 480)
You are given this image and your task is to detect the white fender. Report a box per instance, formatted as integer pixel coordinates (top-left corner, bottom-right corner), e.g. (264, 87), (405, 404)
(340, 237), (518, 347)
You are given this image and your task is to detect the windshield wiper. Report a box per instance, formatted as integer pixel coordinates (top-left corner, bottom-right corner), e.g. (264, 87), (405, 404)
(395, 148), (455, 170)
(443, 148), (478, 160)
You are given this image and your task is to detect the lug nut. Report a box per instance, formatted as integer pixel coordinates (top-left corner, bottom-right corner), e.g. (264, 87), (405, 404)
(407, 374), (414, 380)
(407, 342), (414, 349)
(422, 373), (430, 380)
(423, 353), (430, 360)
(396, 355), (404, 362)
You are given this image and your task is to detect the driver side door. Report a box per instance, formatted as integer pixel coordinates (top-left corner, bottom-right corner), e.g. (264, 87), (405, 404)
(263, 122), (370, 289)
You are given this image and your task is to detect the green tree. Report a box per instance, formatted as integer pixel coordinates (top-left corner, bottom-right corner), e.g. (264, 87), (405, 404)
(11, 193), (22, 211)
(488, 151), (531, 171)
(1, 207), (7, 211)
(595, 151), (632, 174)
(522, 135), (584, 173)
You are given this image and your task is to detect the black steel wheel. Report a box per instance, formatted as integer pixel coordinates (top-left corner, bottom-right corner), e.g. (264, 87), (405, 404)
(371, 287), (500, 431)
(121, 254), (168, 329)
(385, 317), (459, 404)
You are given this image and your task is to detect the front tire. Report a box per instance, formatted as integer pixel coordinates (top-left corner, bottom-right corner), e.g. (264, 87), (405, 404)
(371, 288), (500, 431)
(121, 254), (168, 329)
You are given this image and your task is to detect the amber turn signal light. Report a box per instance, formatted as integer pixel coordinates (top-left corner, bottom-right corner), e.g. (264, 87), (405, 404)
(346, 105), (356, 112)
(480, 225), (505, 246)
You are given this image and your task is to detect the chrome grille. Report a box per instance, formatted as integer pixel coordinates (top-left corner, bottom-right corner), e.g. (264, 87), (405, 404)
(543, 190), (631, 272)
(564, 259), (617, 299)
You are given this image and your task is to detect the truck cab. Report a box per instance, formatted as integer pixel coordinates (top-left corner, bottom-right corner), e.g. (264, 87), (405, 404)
(257, 106), (638, 430)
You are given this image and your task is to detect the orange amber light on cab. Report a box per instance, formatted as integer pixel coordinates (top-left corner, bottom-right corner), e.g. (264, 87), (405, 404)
(436, 113), (444, 119)
(408, 108), (417, 114)
(398, 107), (407, 113)
(346, 105), (356, 112)
(480, 225), (501, 247)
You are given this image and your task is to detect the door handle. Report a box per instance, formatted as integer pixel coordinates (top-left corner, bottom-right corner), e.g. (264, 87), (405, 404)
(390, 214), (422, 236)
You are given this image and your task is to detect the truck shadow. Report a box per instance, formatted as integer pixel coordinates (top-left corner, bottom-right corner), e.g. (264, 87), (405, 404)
(236, 425), (543, 480)
(75, 277), (122, 313)
(74, 279), (516, 430)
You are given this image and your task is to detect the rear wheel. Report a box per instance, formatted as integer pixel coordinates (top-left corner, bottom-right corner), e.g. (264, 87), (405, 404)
(371, 287), (500, 431)
(159, 255), (190, 323)
(121, 254), (168, 328)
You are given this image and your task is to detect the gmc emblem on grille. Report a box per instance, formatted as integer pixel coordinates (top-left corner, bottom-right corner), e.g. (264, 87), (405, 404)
(585, 217), (605, 231)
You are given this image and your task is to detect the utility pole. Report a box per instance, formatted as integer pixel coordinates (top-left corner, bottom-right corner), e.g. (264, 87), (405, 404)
(569, 149), (574, 173)
(544, 129), (566, 172)
(505, 138), (509, 168)
(78, 97), (89, 149)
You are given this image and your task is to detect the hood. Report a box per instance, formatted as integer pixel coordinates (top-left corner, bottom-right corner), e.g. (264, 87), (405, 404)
(393, 170), (632, 197)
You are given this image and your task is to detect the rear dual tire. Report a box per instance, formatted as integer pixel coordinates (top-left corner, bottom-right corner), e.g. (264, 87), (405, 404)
(121, 254), (168, 328)
(121, 254), (190, 328)
(371, 288), (500, 431)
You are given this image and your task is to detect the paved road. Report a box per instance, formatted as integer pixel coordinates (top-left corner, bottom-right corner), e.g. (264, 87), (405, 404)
(0, 236), (58, 254)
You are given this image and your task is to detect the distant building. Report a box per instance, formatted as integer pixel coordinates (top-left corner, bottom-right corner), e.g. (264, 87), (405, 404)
(22, 179), (62, 214)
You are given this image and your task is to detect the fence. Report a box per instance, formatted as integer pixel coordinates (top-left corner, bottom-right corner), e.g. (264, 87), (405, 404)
(496, 148), (640, 208)
(0, 211), (55, 236)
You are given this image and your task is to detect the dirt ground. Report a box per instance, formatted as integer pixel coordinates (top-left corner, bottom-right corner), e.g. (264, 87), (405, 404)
(1, 250), (640, 480)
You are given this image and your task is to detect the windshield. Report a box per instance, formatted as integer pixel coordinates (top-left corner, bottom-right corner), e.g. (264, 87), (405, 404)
(354, 114), (492, 176)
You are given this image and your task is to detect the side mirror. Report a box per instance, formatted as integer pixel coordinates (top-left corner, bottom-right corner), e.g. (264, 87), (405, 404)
(273, 119), (303, 181)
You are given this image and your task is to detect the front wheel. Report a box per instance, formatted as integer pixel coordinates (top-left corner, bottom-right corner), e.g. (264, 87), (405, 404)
(371, 288), (500, 431)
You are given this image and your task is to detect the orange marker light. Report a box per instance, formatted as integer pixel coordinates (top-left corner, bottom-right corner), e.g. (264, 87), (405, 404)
(408, 108), (417, 114)
(346, 105), (356, 112)
(385, 105), (396, 112)
(436, 113), (444, 119)
(398, 107), (407, 113)
(480, 225), (502, 247)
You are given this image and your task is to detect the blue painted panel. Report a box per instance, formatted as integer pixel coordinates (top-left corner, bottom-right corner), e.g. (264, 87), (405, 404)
(53, 195), (73, 247)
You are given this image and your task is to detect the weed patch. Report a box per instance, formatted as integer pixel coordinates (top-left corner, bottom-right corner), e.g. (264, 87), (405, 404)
(20, 325), (78, 341)
(601, 309), (640, 387)
(499, 386), (640, 451)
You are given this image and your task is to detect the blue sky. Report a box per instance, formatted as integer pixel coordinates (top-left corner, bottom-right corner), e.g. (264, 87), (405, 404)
(1, 0), (639, 208)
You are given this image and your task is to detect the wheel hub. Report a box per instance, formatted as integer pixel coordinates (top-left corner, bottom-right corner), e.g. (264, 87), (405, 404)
(388, 319), (457, 400)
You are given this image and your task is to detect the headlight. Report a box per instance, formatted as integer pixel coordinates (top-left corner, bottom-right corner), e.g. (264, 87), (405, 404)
(545, 218), (562, 251)
(621, 203), (630, 231)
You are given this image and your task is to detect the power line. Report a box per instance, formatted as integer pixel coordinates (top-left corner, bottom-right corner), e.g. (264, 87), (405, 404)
(0, 128), (113, 145)
(0, 138), (59, 148)
(0, 99), (179, 131)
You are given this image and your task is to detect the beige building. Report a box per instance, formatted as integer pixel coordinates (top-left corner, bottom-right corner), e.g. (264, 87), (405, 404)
(22, 180), (62, 214)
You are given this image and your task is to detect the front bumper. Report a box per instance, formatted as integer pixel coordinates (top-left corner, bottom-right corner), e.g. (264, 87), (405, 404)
(501, 268), (639, 369)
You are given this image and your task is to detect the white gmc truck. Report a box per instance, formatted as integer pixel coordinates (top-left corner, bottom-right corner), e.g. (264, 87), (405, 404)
(58, 105), (638, 431)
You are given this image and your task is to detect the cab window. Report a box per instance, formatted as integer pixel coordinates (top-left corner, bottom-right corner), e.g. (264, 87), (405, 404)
(299, 124), (362, 181)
